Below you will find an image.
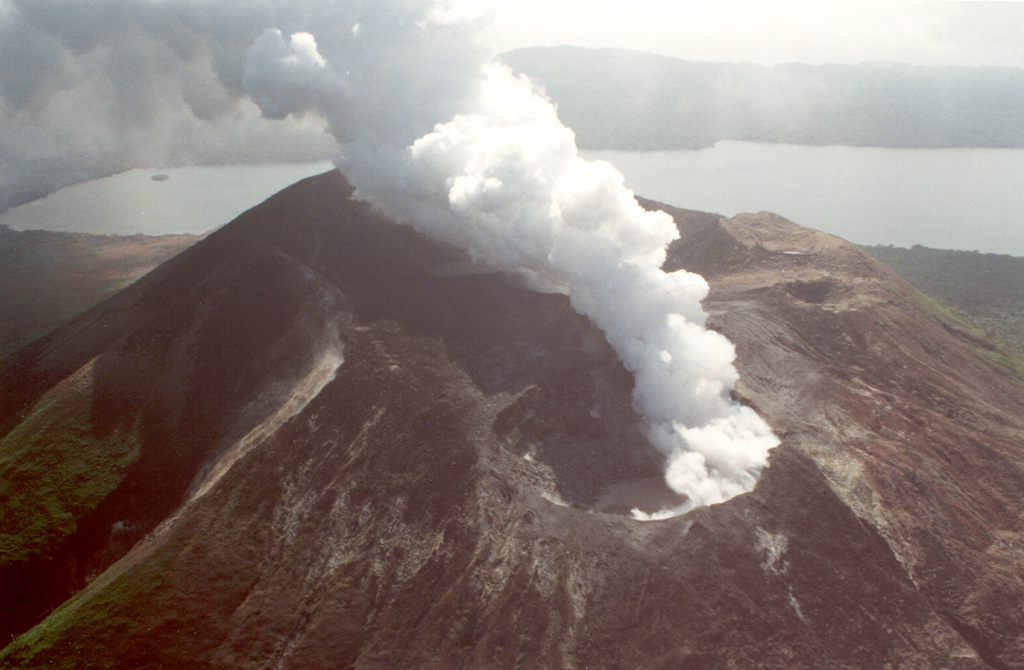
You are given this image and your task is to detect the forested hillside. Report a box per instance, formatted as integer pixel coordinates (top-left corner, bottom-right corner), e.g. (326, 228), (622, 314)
(862, 244), (1024, 374)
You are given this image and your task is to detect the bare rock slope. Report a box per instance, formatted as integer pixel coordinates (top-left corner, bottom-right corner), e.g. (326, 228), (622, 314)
(2, 171), (1023, 668)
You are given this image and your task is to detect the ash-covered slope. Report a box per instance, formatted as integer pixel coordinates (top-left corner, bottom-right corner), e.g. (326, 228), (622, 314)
(3, 171), (1024, 668)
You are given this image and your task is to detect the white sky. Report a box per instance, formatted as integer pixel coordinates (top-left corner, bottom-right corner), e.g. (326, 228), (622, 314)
(490, 1), (1024, 67)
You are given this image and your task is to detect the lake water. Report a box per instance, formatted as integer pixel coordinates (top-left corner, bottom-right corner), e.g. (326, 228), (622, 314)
(584, 142), (1024, 256)
(2, 146), (1021, 256)
(0, 161), (335, 236)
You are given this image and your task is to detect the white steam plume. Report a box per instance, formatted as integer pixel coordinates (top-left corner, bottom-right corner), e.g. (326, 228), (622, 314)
(0, 0), (777, 513)
(239, 1), (778, 514)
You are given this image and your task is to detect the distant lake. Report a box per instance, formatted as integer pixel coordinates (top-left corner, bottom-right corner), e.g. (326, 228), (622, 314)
(3, 146), (1022, 256)
(0, 161), (335, 236)
(584, 142), (1024, 256)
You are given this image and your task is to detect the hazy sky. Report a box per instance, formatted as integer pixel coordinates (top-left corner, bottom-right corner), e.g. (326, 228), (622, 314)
(492, 1), (1024, 67)
(1, 0), (1022, 219)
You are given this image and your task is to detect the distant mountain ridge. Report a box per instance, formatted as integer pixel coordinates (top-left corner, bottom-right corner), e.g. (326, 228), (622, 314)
(500, 46), (1024, 150)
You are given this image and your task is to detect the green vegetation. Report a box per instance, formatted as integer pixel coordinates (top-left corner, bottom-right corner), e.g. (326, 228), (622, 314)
(1, 540), (177, 668)
(500, 46), (1024, 150)
(0, 374), (141, 566)
(0, 478), (259, 668)
(865, 244), (1024, 379)
(863, 245), (1024, 348)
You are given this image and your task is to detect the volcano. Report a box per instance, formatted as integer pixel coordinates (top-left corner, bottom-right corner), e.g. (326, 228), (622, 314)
(2, 170), (1023, 669)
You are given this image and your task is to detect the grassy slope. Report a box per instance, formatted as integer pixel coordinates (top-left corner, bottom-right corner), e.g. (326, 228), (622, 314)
(0, 226), (197, 567)
(862, 245), (1024, 378)
(0, 363), (141, 567)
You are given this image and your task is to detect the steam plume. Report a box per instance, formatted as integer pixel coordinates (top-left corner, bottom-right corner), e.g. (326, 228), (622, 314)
(240, 1), (778, 514)
(0, 0), (777, 513)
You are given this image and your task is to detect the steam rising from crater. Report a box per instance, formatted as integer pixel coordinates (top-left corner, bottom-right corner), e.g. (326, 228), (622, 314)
(0, 0), (777, 514)
(241, 1), (778, 514)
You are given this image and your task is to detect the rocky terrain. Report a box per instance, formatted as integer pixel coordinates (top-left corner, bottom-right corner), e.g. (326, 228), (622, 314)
(1, 171), (1023, 668)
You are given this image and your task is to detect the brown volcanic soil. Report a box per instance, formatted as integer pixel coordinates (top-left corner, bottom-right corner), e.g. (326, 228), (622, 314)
(2, 171), (1024, 668)
(0, 226), (201, 359)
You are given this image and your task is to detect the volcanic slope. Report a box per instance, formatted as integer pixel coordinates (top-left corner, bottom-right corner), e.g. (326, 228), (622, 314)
(2, 170), (1024, 668)
(0, 227), (201, 359)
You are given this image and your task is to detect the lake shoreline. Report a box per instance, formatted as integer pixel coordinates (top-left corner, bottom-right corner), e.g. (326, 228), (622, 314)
(2, 147), (1020, 256)
(584, 141), (1024, 256)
